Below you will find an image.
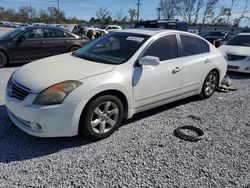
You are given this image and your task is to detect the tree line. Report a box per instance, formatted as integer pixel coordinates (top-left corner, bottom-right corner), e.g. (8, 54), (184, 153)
(157, 0), (250, 27)
(0, 0), (249, 27)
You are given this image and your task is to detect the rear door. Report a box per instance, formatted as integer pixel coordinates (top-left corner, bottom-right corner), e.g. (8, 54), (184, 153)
(179, 34), (211, 93)
(133, 34), (183, 110)
(45, 29), (73, 56)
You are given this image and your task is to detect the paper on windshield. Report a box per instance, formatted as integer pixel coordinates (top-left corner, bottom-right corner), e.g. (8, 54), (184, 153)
(126, 36), (144, 42)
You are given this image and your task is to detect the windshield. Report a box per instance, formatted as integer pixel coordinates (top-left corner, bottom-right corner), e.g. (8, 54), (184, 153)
(74, 32), (150, 65)
(0, 28), (26, 40)
(226, 35), (250, 47)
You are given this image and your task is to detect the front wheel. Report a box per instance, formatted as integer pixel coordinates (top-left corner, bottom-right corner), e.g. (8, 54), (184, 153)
(200, 71), (219, 99)
(79, 95), (124, 140)
(0, 51), (7, 68)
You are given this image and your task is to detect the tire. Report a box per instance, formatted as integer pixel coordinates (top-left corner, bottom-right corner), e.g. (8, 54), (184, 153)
(70, 46), (80, 52)
(79, 95), (124, 140)
(174, 126), (205, 142)
(199, 71), (219, 99)
(0, 51), (7, 68)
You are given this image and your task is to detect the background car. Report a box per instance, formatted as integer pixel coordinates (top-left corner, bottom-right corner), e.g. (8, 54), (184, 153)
(188, 29), (199, 35)
(5, 29), (227, 140)
(75, 27), (108, 38)
(219, 33), (250, 73)
(204, 31), (233, 47)
(102, 25), (121, 32)
(134, 20), (188, 31)
(0, 26), (89, 68)
(240, 28), (250, 33)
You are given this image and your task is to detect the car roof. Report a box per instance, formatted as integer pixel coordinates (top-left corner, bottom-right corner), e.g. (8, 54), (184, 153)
(21, 26), (64, 30)
(116, 28), (191, 36)
(238, 33), (250, 36)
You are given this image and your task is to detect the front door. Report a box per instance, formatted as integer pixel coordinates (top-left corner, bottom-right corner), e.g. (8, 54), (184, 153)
(11, 28), (49, 62)
(133, 34), (183, 110)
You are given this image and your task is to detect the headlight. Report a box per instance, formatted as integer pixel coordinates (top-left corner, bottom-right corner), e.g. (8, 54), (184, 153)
(33, 80), (82, 105)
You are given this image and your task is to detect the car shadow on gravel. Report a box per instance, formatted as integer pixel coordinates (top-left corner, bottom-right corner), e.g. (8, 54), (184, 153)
(227, 71), (250, 80)
(0, 105), (93, 164)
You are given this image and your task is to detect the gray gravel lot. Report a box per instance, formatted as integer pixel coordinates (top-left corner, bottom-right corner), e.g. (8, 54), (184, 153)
(0, 65), (249, 188)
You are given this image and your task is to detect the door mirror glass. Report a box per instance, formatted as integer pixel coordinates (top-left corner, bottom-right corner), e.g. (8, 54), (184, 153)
(17, 35), (26, 41)
(139, 56), (160, 66)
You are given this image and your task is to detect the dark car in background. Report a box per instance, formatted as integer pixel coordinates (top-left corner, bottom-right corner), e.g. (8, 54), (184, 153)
(204, 31), (233, 47)
(0, 27), (89, 68)
(134, 20), (188, 31)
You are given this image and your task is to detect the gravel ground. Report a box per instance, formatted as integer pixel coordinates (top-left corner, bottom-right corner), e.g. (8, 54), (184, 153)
(0, 66), (249, 188)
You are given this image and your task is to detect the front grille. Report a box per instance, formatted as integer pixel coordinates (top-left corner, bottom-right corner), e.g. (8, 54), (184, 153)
(8, 79), (30, 101)
(227, 65), (239, 70)
(227, 54), (247, 61)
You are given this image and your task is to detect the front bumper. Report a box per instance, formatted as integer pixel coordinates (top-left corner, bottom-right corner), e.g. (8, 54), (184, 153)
(4, 91), (83, 138)
(227, 61), (250, 73)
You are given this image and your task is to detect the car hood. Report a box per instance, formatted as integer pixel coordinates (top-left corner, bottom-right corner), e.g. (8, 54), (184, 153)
(12, 53), (116, 93)
(219, 45), (250, 56)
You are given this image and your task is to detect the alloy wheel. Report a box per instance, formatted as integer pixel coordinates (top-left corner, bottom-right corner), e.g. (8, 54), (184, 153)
(204, 73), (217, 96)
(90, 101), (119, 134)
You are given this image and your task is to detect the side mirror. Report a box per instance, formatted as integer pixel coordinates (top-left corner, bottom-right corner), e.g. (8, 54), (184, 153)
(139, 56), (160, 66)
(17, 35), (26, 41)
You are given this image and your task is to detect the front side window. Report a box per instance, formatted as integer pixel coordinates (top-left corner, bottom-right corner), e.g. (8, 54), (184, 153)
(74, 32), (150, 65)
(27, 29), (47, 39)
(180, 35), (209, 57)
(143, 35), (178, 61)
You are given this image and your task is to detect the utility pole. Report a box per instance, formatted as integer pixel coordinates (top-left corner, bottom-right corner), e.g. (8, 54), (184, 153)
(56, 0), (60, 12)
(136, 0), (142, 22)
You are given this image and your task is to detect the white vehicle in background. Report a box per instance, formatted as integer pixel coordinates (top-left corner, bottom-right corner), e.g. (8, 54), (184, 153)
(5, 29), (227, 140)
(31, 23), (47, 27)
(81, 27), (108, 38)
(104, 25), (122, 32)
(219, 33), (250, 73)
(188, 29), (199, 35)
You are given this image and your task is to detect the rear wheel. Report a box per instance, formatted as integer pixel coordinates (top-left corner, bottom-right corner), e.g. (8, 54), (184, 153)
(200, 71), (219, 99)
(0, 51), (7, 68)
(70, 46), (80, 52)
(79, 95), (124, 140)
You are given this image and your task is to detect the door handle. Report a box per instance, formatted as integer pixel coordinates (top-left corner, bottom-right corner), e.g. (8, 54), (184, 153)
(172, 67), (182, 74)
(205, 59), (211, 63)
(40, 41), (46, 44)
(64, 40), (69, 43)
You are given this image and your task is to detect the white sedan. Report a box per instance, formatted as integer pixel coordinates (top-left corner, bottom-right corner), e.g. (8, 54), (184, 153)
(219, 33), (250, 73)
(5, 29), (227, 140)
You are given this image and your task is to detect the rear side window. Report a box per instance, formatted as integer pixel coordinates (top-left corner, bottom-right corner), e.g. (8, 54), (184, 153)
(180, 35), (209, 57)
(48, 29), (67, 38)
(143, 35), (178, 61)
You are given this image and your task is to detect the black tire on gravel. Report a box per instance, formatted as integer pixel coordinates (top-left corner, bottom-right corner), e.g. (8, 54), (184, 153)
(174, 126), (205, 142)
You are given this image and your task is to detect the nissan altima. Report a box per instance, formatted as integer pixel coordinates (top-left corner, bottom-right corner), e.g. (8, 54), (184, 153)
(0, 26), (89, 68)
(5, 29), (227, 140)
(219, 33), (250, 73)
